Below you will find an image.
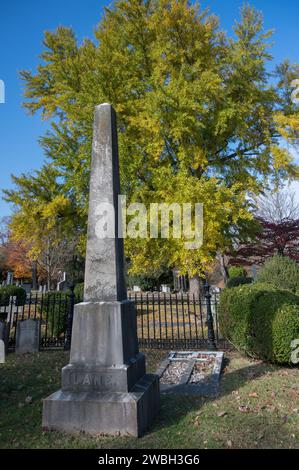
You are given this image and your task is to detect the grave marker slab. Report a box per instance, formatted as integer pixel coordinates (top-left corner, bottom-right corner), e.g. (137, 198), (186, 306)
(16, 319), (40, 354)
(156, 351), (223, 396)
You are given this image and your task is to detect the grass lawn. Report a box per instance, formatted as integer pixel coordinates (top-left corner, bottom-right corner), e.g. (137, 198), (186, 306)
(0, 349), (298, 449)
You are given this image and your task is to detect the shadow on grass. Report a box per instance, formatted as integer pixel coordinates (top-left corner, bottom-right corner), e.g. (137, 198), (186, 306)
(0, 351), (298, 449)
(151, 361), (272, 430)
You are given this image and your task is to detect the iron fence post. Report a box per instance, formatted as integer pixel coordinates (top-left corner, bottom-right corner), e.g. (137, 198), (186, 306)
(64, 285), (75, 351)
(204, 280), (217, 350)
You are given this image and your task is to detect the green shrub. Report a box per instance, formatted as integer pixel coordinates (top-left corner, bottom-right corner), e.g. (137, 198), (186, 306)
(228, 266), (246, 279)
(127, 274), (157, 291)
(272, 305), (299, 364)
(0, 285), (26, 306)
(74, 282), (84, 302)
(40, 293), (70, 337)
(226, 276), (253, 288)
(219, 283), (299, 364)
(257, 255), (299, 293)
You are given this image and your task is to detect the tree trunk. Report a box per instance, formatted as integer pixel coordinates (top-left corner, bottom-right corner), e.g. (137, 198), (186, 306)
(32, 261), (38, 290)
(189, 275), (205, 299)
(217, 253), (229, 285)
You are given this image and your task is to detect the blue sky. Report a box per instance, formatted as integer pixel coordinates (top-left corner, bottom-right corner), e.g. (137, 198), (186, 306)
(0, 0), (298, 216)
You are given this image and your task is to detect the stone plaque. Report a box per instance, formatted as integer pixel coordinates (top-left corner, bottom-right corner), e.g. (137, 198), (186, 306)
(16, 319), (40, 354)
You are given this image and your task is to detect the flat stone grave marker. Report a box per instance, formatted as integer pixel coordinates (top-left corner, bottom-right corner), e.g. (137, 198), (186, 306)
(0, 339), (5, 363)
(156, 351), (224, 396)
(16, 319), (40, 354)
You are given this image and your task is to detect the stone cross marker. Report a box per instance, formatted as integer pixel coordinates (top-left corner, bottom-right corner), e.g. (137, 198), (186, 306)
(42, 104), (160, 437)
(16, 319), (40, 354)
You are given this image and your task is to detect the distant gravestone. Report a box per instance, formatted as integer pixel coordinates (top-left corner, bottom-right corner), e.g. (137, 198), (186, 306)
(0, 339), (4, 364)
(161, 284), (171, 293)
(16, 319), (40, 354)
(22, 284), (32, 295)
(6, 271), (13, 285)
(57, 272), (68, 292)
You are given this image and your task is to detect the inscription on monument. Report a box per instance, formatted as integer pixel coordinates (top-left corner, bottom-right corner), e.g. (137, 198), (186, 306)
(71, 372), (114, 388)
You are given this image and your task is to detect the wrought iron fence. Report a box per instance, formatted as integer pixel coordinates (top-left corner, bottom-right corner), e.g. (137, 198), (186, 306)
(129, 290), (227, 349)
(0, 286), (228, 351)
(0, 290), (77, 351)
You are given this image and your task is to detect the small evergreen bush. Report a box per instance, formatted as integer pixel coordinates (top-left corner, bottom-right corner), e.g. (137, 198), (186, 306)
(0, 285), (26, 306)
(257, 255), (299, 293)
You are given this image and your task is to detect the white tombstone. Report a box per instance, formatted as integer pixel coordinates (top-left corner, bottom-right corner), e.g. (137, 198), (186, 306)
(161, 284), (171, 293)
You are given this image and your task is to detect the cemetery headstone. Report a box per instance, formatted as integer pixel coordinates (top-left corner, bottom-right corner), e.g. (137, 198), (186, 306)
(0, 339), (4, 364)
(16, 319), (40, 354)
(57, 272), (69, 292)
(42, 103), (160, 437)
(161, 284), (171, 293)
(22, 283), (32, 295)
(6, 271), (13, 285)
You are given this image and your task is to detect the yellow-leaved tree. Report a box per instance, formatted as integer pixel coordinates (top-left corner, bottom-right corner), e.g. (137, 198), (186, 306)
(4, 1), (299, 291)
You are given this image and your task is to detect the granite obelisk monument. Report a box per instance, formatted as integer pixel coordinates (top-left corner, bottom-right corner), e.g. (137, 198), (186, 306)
(42, 104), (160, 436)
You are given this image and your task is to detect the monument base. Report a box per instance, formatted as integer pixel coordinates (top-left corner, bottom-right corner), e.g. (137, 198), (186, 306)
(42, 374), (160, 437)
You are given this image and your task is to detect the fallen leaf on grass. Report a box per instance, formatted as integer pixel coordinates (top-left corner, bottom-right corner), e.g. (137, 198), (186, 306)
(249, 392), (259, 398)
(217, 411), (227, 417)
(238, 405), (251, 413)
(193, 416), (201, 427)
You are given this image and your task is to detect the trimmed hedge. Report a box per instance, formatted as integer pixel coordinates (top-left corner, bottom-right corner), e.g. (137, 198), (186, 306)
(257, 255), (299, 294)
(226, 276), (253, 289)
(0, 285), (26, 306)
(219, 283), (299, 364)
